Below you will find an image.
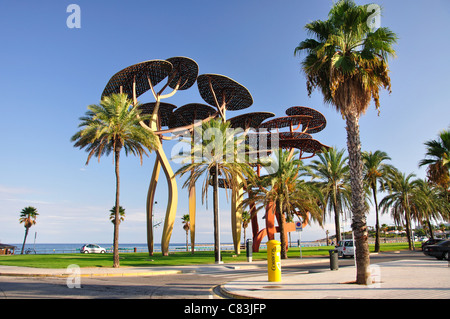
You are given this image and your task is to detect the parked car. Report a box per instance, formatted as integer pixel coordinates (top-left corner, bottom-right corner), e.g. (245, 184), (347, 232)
(335, 239), (354, 258)
(421, 238), (445, 251)
(423, 240), (450, 260)
(80, 244), (106, 254)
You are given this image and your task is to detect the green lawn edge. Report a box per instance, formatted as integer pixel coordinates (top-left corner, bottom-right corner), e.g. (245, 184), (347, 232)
(0, 242), (417, 269)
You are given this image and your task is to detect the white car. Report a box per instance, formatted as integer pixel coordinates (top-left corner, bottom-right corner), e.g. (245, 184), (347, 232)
(335, 240), (354, 258)
(80, 244), (106, 254)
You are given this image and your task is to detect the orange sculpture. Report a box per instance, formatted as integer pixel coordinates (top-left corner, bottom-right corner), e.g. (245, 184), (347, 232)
(250, 106), (329, 252)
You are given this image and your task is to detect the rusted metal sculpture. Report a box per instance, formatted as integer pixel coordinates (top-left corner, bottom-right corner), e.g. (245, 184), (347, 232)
(102, 57), (200, 256)
(168, 103), (216, 253)
(197, 74), (253, 255)
(250, 106), (329, 252)
(100, 57), (329, 257)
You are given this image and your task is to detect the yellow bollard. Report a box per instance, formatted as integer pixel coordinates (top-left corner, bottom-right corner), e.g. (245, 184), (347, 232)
(267, 240), (281, 282)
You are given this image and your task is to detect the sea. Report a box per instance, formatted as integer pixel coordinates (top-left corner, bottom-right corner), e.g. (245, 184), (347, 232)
(10, 241), (323, 255)
(11, 243), (222, 254)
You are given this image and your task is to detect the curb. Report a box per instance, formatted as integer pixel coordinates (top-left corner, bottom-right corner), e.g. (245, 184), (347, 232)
(0, 269), (184, 278)
(217, 284), (261, 300)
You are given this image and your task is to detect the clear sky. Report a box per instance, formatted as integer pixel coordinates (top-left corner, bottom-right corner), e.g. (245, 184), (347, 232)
(0, 0), (449, 245)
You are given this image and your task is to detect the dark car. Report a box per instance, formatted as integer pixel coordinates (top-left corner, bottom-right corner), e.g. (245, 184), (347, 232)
(421, 238), (445, 251)
(423, 240), (450, 260)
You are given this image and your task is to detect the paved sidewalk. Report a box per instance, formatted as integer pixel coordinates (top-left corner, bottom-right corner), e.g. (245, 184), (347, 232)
(0, 264), (185, 278)
(1, 255), (449, 299)
(220, 259), (450, 299)
(0, 257), (323, 278)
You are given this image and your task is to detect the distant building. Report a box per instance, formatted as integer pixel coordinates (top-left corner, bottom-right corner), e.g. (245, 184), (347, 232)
(0, 244), (16, 255)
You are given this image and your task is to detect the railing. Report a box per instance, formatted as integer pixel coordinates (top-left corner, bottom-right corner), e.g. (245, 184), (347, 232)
(15, 239), (415, 255)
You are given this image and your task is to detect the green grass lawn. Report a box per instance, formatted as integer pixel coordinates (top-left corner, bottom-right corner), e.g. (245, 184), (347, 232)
(0, 242), (416, 269)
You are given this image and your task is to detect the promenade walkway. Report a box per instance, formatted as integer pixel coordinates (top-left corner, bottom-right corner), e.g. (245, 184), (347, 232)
(1, 253), (449, 299)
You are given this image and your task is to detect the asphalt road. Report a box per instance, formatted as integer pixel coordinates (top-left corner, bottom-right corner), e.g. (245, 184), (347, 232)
(0, 251), (427, 299)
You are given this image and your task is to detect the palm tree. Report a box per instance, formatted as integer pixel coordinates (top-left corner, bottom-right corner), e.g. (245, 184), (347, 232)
(19, 206), (39, 254)
(286, 213), (296, 248)
(408, 179), (450, 240)
(362, 150), (394, 252)
(243, 149), (323, 259)
(109, 206), (126, 225)
(175, 118), (253, 263)
(294, 0), (397, 284)
(381, 223), (388, 242)
(71, 93), (158, 268)
(308, 147), (351, 243)
(419, 128), (450, 189)
(181, 214), (190, 252)
(379, 169), (418, 250)
(241, 210), (251, 246)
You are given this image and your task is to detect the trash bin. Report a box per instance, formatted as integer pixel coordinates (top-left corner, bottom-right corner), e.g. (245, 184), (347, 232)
(246, 239), (253, 263)
(267, 240), (282, 282)
(329, 249), (338, 271)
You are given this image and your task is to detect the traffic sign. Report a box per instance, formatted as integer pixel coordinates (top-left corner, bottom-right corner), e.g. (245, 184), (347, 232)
(295, 221), (303, 232)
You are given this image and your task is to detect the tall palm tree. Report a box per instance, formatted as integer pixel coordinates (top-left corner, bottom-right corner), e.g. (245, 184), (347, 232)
(419, 128), (450, 189)
(362, 150), (394, 252)
(181, 214), (190, 252)
(294, 0), (397, 284)
(19, 206), (39, 254)
(175, 118), (253, 262)
(265, 150), (302, 259)
(243, 149), (323, 259)
(71, 93), (158, 268)
(408, 179), (450, 240)
(379, 169), (418, 250)
(308, 147), (351, 243)
(109, 206), (126, 225)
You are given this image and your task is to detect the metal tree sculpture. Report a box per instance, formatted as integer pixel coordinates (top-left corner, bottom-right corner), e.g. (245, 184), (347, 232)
(100, 57), (330, 258)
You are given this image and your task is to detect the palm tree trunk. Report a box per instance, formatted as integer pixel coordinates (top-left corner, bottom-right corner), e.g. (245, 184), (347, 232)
(405, 207), (414, 250)
(427, 218), (434, 240)
(113, 149), (121, 268)
(278, 200), (288, 259)
(404, 210), (412, 250)
(333, 191), (341, 243)
(405, 196), (415, 250)
(212, 165), (220, 263)
(345, 113), (371, 285)
(21, 226), (29, 255)
(372, 185), (381, 252)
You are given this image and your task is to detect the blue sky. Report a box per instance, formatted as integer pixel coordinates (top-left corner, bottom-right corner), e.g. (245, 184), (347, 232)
(0, 0), (449, 245)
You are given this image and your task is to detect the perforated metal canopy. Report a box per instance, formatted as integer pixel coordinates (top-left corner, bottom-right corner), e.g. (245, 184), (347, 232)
(245, 132), (328, 155)
(278, 132), (312, 139)
(285, 106), (327, 134)
(227, 112), (275, 130)
(279, 138), (329, 153)
(197, 74), (253, 111)
(166, 57), (198, 91)
(138, 102), (177, 127)
(168, 103), (216, 129)
(258, 115), (313, 131)
(101, 60), (172, 100)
